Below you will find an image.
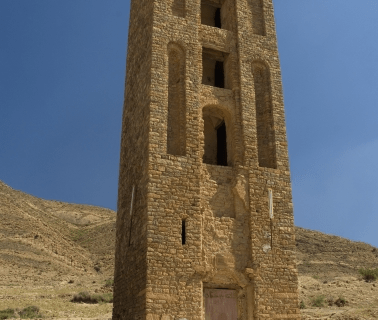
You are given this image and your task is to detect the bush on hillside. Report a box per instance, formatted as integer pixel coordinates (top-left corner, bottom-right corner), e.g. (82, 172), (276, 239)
(105, 278), (114, 288)
(19, 306), (41, 319)
(359, 268), (378, 282)
(0, 309), (15, 320)
(311, 295), (325, 307)
(71, 291), (113, 304)
(1, 306), (42, 319)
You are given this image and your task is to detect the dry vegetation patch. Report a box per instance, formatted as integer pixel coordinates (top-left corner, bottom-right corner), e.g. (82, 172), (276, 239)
(71, 291), (113, 304)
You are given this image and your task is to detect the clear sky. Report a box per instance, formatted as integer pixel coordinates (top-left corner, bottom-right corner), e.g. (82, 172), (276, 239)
(1, 1), (377, 248)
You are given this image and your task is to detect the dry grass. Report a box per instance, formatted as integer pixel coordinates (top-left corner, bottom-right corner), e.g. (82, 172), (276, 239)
(0, 284), (112, 319)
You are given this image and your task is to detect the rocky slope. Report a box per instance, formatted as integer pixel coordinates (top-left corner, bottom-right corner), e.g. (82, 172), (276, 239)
(0, 180), (377, 319)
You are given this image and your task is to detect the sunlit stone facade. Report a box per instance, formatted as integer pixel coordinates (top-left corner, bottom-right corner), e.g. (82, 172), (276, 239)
(113, 0), (299, 319)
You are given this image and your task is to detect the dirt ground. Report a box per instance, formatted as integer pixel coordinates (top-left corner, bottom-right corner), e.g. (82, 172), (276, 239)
(2, 274), (378, 320)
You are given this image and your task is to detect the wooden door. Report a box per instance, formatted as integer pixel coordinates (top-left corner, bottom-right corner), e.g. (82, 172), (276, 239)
(204, 289), (237, 320)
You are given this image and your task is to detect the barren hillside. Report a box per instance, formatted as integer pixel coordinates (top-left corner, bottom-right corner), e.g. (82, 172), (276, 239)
(0, 180), (116, 285)
(0, 180), (377, 319)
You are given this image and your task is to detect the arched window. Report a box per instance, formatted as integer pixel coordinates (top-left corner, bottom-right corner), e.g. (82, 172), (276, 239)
(202, 106), (231, 166)
(167, 44), (186, 156)
(252, 61), (276, 168)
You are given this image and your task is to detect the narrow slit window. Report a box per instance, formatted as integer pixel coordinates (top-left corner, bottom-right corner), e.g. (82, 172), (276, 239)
(216, 121), (227, 166)
(181, 219), (186, 245)
(214, 8), (221, 28)
(214, 61), (224, 88)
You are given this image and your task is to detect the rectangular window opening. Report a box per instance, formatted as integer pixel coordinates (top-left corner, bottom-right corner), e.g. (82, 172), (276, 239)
(201, 1), (222, 28)
(181, 219), (186, 245)
(202, 48), (229, 89)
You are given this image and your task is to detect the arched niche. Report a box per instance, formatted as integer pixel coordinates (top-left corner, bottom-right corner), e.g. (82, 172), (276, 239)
(167, 43), (186, 156)
(251, 60), (276, 169)
(250, 0), (266, 36)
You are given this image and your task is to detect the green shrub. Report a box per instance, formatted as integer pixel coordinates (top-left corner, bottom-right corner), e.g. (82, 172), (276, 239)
(19, 306), (41, 319)
(71, 291), (113, 304)
(299, 301), (306, 309)
(311, 295), (325, 307)
(359, 268), (378, 282)
(105, 278), (114, 288)
(0, 309), (15, 320)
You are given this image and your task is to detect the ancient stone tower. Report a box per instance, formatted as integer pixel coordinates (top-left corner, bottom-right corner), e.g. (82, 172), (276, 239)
(113, 0), (299, 319)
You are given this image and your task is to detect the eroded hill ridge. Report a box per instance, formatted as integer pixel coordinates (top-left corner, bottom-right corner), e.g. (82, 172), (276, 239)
(0, 180), (377, 319)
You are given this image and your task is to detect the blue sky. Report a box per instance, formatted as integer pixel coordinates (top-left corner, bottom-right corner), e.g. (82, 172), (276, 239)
(0, 1), (377, 248)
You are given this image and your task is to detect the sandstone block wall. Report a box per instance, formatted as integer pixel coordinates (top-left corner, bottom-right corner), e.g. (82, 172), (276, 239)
(113, 0), (299, 319)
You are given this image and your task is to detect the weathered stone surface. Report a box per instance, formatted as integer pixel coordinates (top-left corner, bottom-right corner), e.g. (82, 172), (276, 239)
(113, 0), (299, 319)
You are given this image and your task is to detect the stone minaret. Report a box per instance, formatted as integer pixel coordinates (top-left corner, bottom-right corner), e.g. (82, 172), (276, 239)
(113, 0), (299, 319)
